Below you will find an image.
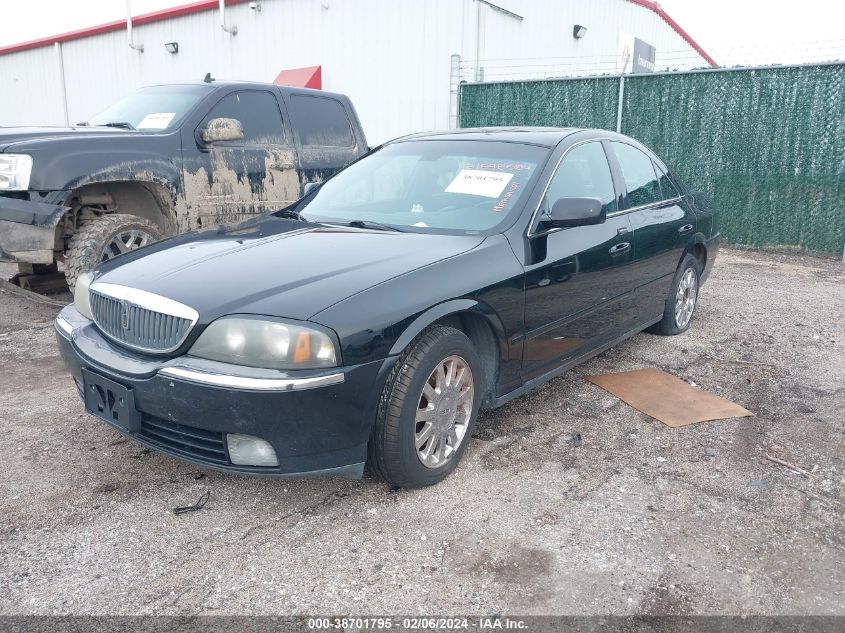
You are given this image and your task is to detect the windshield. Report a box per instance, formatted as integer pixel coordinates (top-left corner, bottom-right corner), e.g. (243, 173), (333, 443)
(294, 140), (549, 234)
(86, 84), (212, 131)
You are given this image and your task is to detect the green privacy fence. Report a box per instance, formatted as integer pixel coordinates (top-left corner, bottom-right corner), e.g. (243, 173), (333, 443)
(459, 63), (845, 256)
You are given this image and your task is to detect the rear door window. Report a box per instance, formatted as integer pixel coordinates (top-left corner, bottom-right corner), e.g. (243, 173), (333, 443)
(203, 90), (286, 145)
(611, 142), (662, 208)
(289, 95), (355, 148)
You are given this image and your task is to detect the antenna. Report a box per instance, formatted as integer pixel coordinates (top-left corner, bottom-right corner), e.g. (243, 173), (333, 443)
(203, 73), (215, 83)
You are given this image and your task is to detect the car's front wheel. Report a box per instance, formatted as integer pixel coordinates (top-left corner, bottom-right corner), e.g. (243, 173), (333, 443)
(368, 325), (481, 488)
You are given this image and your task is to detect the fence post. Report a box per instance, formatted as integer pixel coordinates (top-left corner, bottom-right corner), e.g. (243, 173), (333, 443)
(616, 75), (625, 133)
(449, 54), (461, 129)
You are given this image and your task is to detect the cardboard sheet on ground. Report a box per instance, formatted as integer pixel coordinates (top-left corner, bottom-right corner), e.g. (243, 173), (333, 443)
(585, 368), (752, 428)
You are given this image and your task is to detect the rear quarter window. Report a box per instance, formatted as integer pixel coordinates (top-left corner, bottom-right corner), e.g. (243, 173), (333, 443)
(611, 141), (662, 208)
(289, 95), (355, 148)
(655, 164), (681, 200)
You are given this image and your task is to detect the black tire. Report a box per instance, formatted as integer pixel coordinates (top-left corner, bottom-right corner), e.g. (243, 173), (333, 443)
(647, 253), (702, 336)
(65, 214), (162, 293)
(367, 325), (482, 488)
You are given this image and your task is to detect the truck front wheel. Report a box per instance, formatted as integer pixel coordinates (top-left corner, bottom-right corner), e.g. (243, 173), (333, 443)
(65, 214), (161, 292)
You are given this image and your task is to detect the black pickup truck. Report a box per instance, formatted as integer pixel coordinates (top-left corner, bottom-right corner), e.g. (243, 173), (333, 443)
(0, 79), (368, 290)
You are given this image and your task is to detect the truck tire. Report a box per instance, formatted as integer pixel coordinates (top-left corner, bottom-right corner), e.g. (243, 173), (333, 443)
(65, 214), (161, 293)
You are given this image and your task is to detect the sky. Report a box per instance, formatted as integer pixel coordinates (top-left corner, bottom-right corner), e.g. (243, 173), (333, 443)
(1, 0), (844, 67)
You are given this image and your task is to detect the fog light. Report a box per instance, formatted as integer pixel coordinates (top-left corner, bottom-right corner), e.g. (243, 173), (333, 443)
(226, 433), (279, 466)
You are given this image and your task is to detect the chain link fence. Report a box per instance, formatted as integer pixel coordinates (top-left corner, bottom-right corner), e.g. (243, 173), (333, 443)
(459, 63), (845, 256)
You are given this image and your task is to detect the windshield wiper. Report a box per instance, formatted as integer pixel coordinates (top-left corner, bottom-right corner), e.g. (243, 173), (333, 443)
(344, 220), (405, 232)
(102, 121), (136, 130)
(273, 208), (302, 220)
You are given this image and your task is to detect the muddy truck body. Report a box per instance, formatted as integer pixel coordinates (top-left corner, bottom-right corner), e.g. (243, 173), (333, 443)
(0, 81), (367, 290)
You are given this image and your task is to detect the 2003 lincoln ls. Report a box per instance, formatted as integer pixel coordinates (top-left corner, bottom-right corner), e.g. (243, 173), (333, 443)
(55, 128), (719, 487)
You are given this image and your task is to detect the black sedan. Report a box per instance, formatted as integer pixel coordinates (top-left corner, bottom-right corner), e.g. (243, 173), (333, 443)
(55, 128), (719, 487)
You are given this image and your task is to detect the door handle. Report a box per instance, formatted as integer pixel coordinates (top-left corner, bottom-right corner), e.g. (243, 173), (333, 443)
(617, 226), (629, 235)
(609, 241), (631, 255)
(678, 223), (694, 234)
(270, 161), (295, 171)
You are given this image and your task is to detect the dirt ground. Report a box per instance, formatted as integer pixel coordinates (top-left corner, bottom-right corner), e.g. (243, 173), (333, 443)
(0, 247), (843, 616)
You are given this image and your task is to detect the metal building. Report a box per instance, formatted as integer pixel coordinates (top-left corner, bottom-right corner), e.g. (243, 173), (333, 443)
(0, 0), (715, 144)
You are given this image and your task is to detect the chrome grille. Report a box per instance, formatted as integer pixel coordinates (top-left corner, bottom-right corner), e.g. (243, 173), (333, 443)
(89, 283), (198, 354)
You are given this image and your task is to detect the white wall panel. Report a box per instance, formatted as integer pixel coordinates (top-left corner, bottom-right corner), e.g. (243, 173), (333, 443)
(0, 0), (709, 143)
(0, 45), (64, 126)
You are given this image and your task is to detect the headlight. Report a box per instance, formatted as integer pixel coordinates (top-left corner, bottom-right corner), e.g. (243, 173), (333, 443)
(0, 154), (33, 191)
(189, 316), (338, 369)
(74, 271), (94, 319)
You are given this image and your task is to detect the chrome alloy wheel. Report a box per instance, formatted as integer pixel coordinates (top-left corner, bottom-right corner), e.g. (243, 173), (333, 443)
(674, 267), (699, 329)
(101, 229), (155, 261)
(415, 355), (474, 469)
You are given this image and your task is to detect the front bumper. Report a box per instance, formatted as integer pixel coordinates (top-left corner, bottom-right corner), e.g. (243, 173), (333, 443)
(55, 305), (396, 478)
(0, 193), (67, 263)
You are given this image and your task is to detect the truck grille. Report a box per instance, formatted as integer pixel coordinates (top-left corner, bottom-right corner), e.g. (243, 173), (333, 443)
(89, 283), (198, 354)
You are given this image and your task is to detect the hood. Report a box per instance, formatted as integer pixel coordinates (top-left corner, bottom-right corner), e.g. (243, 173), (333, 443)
(93, 217), (486, 322)
(0, 126), (140, 152)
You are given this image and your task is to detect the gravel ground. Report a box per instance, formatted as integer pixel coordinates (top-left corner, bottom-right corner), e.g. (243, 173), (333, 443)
(0, 248), (843, 616)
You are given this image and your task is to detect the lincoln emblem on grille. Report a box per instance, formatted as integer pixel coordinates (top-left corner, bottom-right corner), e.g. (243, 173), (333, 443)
(120, 299), (131, 330)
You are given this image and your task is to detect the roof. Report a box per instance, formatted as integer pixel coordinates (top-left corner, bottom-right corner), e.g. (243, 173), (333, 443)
(144, 79), (341, 98)
(627, 0), (717, 67)
(392, 127), (581, 147)
(0, 0), (252, 56)
(0, 0), (717, 67)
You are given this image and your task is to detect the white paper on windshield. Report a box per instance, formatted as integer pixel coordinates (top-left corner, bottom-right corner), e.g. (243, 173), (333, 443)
(445, 169), (514, 198)
(137, 112), (176, 129)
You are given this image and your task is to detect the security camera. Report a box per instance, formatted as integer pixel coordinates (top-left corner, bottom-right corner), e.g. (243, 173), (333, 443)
(249, 1), (261, 10)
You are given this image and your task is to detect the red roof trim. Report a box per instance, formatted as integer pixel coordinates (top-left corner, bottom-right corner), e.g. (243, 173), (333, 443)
(274, 65), (323, 90)
(0, 0), (717, 68)
(0, 0), (250, 56)
(627, 0), (718, 67)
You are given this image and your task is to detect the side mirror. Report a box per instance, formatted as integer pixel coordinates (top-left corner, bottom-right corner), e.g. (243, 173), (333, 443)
(201, 117), (244, 143)
(303, 181), (320, 196)
(539, 197), (606, 229)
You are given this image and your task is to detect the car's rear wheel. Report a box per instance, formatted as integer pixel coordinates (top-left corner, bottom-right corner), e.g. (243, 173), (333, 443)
(648, 253), (701, 336)
(367, 325), (481, 488)
(65, 214), (161, 293)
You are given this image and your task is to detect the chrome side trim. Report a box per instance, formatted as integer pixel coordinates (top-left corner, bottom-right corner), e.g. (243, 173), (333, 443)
(158, 367), (345, 392)
(55, 314), (73, 339)
(606, 196), (684, 218)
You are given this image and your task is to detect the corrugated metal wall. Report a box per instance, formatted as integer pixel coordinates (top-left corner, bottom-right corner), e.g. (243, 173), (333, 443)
(460, 0), (708, 82)
(0, 0), (709, 144)
(460, 63), (845, 255)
